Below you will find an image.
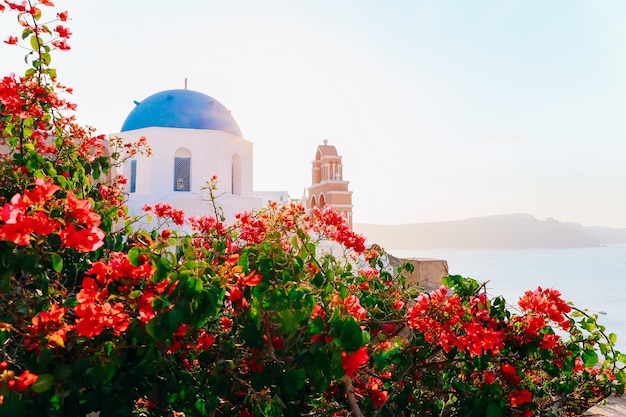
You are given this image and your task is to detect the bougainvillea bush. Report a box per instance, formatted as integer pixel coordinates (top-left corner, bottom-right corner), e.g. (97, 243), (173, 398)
(1, 2), (625, 416)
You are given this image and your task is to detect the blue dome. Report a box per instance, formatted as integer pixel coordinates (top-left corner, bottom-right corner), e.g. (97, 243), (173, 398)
(121, 89), (242, 136)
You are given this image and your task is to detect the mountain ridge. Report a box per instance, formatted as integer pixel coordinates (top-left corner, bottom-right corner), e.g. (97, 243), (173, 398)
(354, 214), (626, 249)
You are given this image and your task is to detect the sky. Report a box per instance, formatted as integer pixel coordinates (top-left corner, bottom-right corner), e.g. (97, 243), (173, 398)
(2, 1), (626, 228)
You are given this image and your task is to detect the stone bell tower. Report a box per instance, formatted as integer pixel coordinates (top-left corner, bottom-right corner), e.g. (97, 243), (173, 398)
(305, 140), (353, 229)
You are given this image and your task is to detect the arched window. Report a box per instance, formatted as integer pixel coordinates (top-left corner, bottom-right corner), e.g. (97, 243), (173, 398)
(232, 154), (242, 195)
(130, 159), (137, 193)
(174, 148), (192, 192)
(310, 196), (317, 208)
(319, 193), (326, 207)
(312, 150), (322, 184)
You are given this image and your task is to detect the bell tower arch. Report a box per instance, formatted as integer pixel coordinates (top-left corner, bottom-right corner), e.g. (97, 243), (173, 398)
(305, 140), (353, 229)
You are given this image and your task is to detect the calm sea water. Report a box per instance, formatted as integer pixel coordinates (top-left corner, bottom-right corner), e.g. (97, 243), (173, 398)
(390, 245), (626, 352)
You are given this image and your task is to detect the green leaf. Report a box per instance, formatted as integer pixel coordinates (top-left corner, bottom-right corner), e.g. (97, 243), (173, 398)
(87, 361), (116, 386)
(128, 247), (141, 266)
(312, 272), (324, 287)
(51, 253), (63, 273)
(238, 251), (249, 272)
(146, 316), (169, 341)
(30, 35), (43, 50)
(0, 391), (25, 415)
(580, 319), (596, 332)
(277, 308), (297, 337)
(31, 373), (54, 393)
(22, 28), (33, 40)
(281, 368), (306, 399)
(336, 316), (366, 352)
(37, 347), (53, 368)
(53, 364), (72, 380)
(167, 307), (184, 334)
(22, 253), (41, 274)
(582, 350), (599, 367)
(241, 320), (264, 348)
(41, 52), (51, 66)
(32, 7), (42, 21)
(486, 401), (503, 417)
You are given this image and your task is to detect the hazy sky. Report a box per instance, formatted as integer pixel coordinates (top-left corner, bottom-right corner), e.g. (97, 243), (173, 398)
(2, 1), (626, 228)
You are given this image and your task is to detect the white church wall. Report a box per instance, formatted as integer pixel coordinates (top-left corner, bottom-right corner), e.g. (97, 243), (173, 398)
(110, 125), (262, 225)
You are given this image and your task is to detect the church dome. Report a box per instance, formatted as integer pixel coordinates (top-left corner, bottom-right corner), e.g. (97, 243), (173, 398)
(121, 89), (242, 136)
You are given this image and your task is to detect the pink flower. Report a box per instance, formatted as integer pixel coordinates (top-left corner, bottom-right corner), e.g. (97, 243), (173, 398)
(343, 294), (368, 321)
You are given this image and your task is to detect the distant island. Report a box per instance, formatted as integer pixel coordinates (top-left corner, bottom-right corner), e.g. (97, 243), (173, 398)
(354, 214), (626, 249)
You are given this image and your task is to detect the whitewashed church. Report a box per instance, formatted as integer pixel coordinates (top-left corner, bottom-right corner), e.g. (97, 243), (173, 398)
(111, 88), (352, 227)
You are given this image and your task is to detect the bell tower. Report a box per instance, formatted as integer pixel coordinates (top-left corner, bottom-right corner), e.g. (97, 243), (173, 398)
(305, 140), (353, 229)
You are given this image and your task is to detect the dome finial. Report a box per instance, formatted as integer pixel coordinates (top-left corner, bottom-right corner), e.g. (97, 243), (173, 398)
(323, 139), (328, 145)
(184, 78), (188, 90)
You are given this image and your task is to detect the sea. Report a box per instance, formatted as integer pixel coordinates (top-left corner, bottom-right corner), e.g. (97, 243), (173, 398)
(389, 245), (626, 352)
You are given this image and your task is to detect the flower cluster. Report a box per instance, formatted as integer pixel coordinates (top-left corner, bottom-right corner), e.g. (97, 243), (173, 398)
(407, 285), (505, 356)
(518, 286), (572, 330)
(1, 2), (624, 417)
(0, 362), (38, 405)
(307, 205), (366, 253)
(143, 202), (186, 226)
(0, 178), (105, 251)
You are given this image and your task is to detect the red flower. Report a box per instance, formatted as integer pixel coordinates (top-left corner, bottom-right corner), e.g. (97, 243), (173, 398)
(56, 10), (68, 21)
(501, 363), (521, 385)
(482, 370), (497, 385)
(4, 36), (18, 45)
(188, 214), (225, 235)
(518, 287), (571, 330)
(60, 224), (105, 252)
(381, 323), (395, 335)
(508, 389), (533, 407)
(227, 286), (243, 302)
(143, 203), (185, 226)
(311, 304), (325, 319)
(65, 191), (101, 227)
(309, 206), (366, 253)
(23, 178), (60, 205)
(341, 346), (369, 377)
(14, 370), (38, 391)
(85, 261), (111, 285)
(271, 336), (284, 350)
(366, 377), (389, 407)
(196, 331), (215, 351)
(51, 38), (70, 50)
(138, 292), (156, 322)
(241, 270), (262, 286)
(54, 25), (71, 38)
(221, 317), (233, 331)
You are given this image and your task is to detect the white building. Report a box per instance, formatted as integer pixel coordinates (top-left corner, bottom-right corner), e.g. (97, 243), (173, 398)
(112, 88), (289, 223)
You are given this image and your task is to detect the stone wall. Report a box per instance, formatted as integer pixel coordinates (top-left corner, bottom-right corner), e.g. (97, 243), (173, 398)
(387, 253), (449, 292)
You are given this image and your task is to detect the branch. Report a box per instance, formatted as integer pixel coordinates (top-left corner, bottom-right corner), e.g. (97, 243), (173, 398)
(341, 375), (365, 417)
